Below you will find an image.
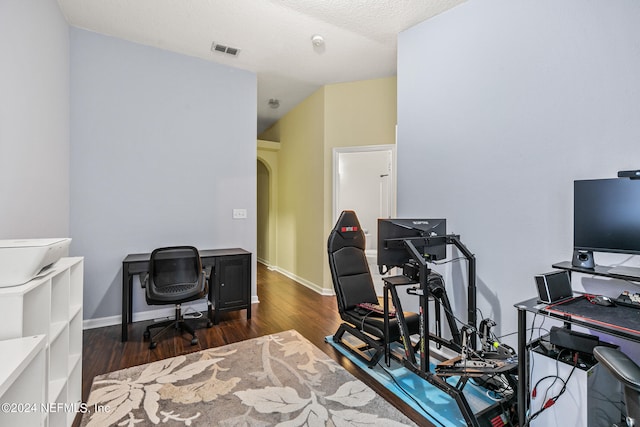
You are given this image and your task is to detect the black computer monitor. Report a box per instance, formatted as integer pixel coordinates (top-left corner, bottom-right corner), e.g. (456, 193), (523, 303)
(377, 218), (447, 269)
(574, 178), (640, 255)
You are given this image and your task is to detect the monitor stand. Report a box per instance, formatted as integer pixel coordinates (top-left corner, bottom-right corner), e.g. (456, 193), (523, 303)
(571, 250), (595, 269)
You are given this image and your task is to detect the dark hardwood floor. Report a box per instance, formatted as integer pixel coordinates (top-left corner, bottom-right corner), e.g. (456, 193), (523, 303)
(80, 262), (430, 426)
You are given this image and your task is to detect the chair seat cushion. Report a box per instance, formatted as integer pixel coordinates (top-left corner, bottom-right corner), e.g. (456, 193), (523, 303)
(157, 283), (197, 294)
(342, 309), (419, 341)
(146, 282), (205, 304)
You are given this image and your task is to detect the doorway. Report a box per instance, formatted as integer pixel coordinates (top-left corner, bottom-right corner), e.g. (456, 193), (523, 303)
(257, 159), (270, 264)
(333, 145), (396, 243)
(333, 145), (396, 293)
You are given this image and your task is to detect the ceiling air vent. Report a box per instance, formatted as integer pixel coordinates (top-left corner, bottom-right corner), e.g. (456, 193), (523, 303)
(211, 42), (240, 57)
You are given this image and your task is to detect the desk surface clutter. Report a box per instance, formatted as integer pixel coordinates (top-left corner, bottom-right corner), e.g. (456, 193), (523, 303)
(544, 294), (640, 337)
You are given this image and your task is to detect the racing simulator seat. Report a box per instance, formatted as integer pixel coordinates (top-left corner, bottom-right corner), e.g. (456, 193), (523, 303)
(327, 210), (419, 367)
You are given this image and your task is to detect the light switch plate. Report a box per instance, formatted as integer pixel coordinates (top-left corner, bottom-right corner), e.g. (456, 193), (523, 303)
(233, 208), (247, 219)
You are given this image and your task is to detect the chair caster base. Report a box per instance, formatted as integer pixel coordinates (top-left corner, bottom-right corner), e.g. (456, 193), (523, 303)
(143, 330), (150, 339)
(191, 338), (198, 346)
(149, 341), (157, 349)
(206, 321), (213, 328)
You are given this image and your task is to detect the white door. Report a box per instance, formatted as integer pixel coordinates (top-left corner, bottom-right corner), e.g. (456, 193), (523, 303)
(333, 145), (396, 251)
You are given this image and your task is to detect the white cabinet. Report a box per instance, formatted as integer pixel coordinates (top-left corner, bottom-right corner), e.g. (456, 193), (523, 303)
(529, 349), (621, 426)
(0, 257), (83, 427)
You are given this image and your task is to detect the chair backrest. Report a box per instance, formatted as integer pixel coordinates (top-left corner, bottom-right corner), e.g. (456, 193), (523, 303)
(327, 210), (378, 313)
(146, 246), (206, 304)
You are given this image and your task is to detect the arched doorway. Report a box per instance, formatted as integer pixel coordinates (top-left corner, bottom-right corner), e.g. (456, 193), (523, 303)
(257, 158), (270, 265)
(257, 140), (279, 269)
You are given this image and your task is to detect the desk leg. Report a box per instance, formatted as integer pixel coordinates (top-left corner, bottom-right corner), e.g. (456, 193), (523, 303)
(517, 306), (527, 425)
(121, 264), (130, 342)
(209, 285), (220, 326)
(247, 262), (252, 320)
(383, 284), (390, 366)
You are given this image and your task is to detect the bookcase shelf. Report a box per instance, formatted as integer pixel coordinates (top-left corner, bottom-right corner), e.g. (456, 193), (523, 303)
(0, 335), (46, 427)
(0, 257), (83, 427)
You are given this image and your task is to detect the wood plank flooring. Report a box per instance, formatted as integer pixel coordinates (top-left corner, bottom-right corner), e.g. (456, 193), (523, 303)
(79, 263), (429, 426)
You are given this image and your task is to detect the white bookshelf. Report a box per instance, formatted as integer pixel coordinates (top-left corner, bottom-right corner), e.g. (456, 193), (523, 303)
(0, 257), (83, 427)
(0, 335), (46, 427)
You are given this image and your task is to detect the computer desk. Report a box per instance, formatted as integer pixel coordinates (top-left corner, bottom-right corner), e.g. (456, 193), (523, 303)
(515, 294), (640, 424)
(121, 248), (250, 341)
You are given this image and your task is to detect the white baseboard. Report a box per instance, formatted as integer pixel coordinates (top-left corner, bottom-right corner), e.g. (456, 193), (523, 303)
(83, 297), (260, 330)
(270, 266), (335, 296)
(83, 314), (122, 330)
(257, 258), (277, 271)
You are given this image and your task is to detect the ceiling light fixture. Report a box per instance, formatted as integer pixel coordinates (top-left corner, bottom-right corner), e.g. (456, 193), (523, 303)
(268, 99), (280, 109)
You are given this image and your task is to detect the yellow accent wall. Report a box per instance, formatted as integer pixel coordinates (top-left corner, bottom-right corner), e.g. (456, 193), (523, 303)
(258, 77), (397, 293)
(272, 89), (326, 288)
(323, 78), (398, 148)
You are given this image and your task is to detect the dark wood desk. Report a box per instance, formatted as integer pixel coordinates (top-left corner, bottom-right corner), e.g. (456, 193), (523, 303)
(121, 248), (251, 341)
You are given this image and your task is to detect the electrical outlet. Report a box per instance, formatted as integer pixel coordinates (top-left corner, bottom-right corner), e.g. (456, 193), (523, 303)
(233, 208), (247, 219)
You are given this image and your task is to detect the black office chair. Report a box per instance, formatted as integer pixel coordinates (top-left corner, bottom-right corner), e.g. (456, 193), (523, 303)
(327, 210), (420, 367)
(141, 246), (213, 349)
(593, 346), (640, 427)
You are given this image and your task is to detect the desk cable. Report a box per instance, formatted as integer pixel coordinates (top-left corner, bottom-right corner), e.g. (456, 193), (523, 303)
(182, 306), (204, 319)
(524, 348), (578, 426)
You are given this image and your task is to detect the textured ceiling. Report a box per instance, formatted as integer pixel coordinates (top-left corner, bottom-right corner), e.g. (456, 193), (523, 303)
(57, 0), (465, 134)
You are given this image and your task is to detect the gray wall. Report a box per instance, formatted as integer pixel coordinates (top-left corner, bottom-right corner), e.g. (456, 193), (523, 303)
(0, 0), (70, 238)
(397, 0), (640, 345)
(70, 29), (257, 322)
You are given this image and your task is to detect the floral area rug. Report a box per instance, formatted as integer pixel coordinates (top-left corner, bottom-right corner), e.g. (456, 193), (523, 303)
(81, 329), (417, 426)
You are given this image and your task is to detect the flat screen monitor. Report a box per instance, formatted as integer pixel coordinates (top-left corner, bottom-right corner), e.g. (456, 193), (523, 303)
(377, 218), (447, 268)
(574, 178), (640, 255)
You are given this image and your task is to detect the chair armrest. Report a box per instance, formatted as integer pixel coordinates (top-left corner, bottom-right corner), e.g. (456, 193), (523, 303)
(199, 269), (209, 294)
(204, 265), (213, 280)
(594, 345), (640, 392)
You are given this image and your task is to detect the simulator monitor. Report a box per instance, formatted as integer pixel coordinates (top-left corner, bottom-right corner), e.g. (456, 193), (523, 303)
(574, 178), (640, 255)
(377, 218), (447, 269)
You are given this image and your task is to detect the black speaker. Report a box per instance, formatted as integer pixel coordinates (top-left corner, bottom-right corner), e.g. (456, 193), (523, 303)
(572, 250), (595, 269)
(535, 270), (573, 303)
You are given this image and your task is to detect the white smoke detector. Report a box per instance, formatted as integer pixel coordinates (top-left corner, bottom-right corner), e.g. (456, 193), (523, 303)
(311, 34), (324, 47)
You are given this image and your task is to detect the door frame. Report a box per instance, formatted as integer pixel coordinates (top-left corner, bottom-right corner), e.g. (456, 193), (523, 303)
(332, 144), (397, 226)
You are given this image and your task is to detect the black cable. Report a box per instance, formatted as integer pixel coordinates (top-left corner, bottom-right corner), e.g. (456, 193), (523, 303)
(359, 310), (375, 332)
(524, 349), (578, 426)
(431, 256), (467, 266)
(526, 312), (548, 424)
(470, 374), (511, 397)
